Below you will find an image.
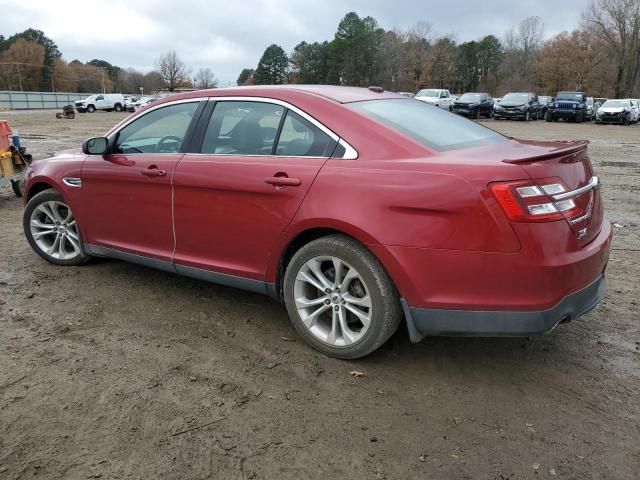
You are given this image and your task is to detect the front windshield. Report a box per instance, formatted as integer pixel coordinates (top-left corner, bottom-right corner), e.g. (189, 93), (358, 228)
(538, 96), (550, 103)
(587, 98), (594, 106)
(416, 89), (439, 98)
(348, 99), (506, 152)
(602, 100), (628, 108)
(502, 93), (529, 103)
(459, 93), (482, 102)
(557, 93), (583, 101)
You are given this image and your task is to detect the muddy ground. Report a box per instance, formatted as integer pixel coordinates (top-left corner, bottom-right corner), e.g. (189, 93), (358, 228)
(1, 110), (639, 480)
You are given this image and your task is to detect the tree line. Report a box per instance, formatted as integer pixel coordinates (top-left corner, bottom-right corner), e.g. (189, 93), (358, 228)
(0, 30), (217, 94)
(240, 0), (640, 98)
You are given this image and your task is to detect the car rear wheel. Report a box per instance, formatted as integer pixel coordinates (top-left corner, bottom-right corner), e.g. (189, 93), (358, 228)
(23, 190), (88, 266)
(283, 235), (402, 359)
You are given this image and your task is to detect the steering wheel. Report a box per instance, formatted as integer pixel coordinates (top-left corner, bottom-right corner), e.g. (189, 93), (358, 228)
(156, 136), (183, 153)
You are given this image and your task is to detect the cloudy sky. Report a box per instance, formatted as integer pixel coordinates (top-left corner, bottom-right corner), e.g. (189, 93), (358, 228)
(3, 0), (590, 85)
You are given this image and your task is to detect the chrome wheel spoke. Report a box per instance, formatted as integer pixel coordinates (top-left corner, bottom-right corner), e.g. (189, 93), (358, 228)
(295, 295), (328, 308)
(339, 268), (357, 291)
(345, 304), (371, 329)
(308, 259), (334, 289)
(301, 304), (330, 328)
(46, 236), (60, 255)
(342, 293), (371, 308)
(297, 270), (325, 294)
(36, 204), (57, 223)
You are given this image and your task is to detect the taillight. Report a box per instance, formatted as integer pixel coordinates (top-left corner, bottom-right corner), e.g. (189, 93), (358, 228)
(490, 179), (582, 222)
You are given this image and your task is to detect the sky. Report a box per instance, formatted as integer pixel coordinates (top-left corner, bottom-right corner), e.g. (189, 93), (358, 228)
(2, 0), (591, 86)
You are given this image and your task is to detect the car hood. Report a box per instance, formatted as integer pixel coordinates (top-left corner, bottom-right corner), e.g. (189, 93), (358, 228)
(599, 107), (625, 113)
(453, 101), (478, 106)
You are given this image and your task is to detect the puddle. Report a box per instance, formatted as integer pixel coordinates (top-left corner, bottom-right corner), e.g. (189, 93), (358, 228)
(599, 161), (639, 168)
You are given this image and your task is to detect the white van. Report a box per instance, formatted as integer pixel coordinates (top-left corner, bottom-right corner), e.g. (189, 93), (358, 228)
(74, 94), (125, 113)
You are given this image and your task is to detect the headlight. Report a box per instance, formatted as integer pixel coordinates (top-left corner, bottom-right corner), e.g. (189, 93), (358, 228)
(573, 104), (579, 109)
(554, 103), (558, 108)
(519, 105), (527, 111)
(494, 104), (503, 110)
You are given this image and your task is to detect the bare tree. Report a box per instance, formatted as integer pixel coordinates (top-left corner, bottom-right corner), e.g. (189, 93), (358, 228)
(194, 67), (217, 89)
(583, 0), (640, 97)
(518, 16), (544, 66)
(155, 50), (190, 91)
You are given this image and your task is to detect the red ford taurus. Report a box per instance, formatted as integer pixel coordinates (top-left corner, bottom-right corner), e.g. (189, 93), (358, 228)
(21, 85), (611, 358)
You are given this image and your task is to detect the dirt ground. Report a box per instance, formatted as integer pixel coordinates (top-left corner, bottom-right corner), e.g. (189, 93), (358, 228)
(1, 110), (639, 480)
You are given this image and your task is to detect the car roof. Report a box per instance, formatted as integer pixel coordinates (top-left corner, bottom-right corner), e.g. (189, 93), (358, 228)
(166, 85), (403, 104)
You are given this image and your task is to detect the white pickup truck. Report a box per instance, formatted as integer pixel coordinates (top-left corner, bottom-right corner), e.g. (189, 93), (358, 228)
(414, 89), (453, 110)
(74, 94), (125, 113)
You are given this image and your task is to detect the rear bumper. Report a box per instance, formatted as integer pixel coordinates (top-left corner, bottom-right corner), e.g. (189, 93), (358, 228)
(402, 274), (607, 342)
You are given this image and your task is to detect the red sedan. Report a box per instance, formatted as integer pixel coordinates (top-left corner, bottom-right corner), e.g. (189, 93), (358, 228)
(21, 86), (611, 358)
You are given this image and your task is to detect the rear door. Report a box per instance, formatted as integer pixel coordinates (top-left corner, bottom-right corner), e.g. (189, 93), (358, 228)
(172, 99), (338, 283)
(80, 100), (203, 262)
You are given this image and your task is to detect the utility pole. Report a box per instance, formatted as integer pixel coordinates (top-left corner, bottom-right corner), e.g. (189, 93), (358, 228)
(16, 63), (23, 91)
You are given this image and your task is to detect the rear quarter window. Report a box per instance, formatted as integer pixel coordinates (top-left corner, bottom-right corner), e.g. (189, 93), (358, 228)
(348, 99), (506, 152)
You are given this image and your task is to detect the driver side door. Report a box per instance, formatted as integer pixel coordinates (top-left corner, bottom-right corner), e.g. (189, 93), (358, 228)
(79, 100), (203, 263)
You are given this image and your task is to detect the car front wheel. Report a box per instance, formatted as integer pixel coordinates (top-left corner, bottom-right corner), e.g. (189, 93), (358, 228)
(283, 235), (401, 359)
(23, 189), (88, 266)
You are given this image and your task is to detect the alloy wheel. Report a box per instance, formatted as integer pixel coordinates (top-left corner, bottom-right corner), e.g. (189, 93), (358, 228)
(293, 256), (372, 347)
(29, 201), (82, 261)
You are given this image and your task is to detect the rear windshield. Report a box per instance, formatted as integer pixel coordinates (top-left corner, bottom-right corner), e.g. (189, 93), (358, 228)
(459, 93), (482, 102)
(348, 99), (507, 152)
(557, 93), (584, 101)
(602, 100), (629, 108)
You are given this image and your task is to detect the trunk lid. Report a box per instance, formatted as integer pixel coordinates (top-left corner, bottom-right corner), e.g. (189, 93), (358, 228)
(503, 139), (603, 246)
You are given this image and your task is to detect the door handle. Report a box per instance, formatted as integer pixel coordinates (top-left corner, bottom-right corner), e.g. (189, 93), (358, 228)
(141, 166), (166, 178)
(265, 176), (301, 187)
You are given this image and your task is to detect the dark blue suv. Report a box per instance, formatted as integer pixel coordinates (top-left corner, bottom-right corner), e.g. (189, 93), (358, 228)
(546, 92), (588, 123)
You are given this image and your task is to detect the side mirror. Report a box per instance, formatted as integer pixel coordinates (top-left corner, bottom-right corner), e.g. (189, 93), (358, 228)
(83, 137), (109, 155)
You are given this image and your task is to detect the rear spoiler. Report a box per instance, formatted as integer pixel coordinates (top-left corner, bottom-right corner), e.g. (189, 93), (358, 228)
(502, 139), (589, 164)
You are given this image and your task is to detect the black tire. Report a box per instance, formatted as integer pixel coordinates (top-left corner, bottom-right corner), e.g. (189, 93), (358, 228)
(114, 103), (123, 112)
(576, 112), (584, 123)
(283, 235), (402, 359)
(10, 179), (22, 197)
(87, 105), (96, 113)
(623, 116), (630, 126)
(23, 189), (89, 266)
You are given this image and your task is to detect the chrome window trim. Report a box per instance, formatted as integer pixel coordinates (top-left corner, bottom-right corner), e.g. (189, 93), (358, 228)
(106, 97), (208, 141)
(107, 95), (358, 160)
(552, 176), (599, 201)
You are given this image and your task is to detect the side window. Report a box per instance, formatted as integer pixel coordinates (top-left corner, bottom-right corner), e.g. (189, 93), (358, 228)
(275, 111), (336, 157)
(201, 101), (284, 155)
(115, 102), (199, 154)
(96, 95), (104, 101)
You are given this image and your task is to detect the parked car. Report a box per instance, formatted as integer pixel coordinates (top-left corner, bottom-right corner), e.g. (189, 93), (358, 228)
(626, 99), (640, 123)
(21, 86), (611, 359)
(451, 92), (493, 118)
(123, 96), (139, 109)
(586, 97), (597, 121)
(493, 92), (540, 121)
(546, 92), (588, 122)
(74, 94), (125, 113)
(595, 99), (634, 125)
(414, 88), (453, 110)
(126, 96), (159, 112)
(538, 95), (552, 117)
